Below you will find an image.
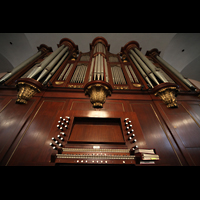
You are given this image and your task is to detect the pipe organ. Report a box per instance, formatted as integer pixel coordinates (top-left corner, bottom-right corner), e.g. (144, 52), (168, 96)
(111, 65), (126, 85)
(70, 64), (87, 83)
(0, 36), (200, 166)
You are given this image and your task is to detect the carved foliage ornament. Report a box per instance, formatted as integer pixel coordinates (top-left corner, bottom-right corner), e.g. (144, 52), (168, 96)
(154, 87), (179, 108)
(16, 82), (41, 104)
(85, 84), (112, 108)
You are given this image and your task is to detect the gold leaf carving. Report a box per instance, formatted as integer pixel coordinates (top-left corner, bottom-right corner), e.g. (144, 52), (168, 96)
(154, 87), (179, 108)
(85, 84), (112, 108)
(16, 82), (41, 104)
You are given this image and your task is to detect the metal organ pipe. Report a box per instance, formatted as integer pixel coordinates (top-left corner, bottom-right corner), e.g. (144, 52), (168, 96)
(97, 54), (101, 80)
(133, 48), (169, 83)
(93, 56), (97, 80)
(100, 54), (104, 80)
(37, 46), (69, 82)
(93, 45), (96, 53)
(88, 58), (95, 82)
(125, 65), (134, 83)
(130, 49), (159, 85)
(21, 63), (41, 79)
(90, 42), (107, 82)
(156, 55), (195, 89)
(128, 65), (139, 83)
(94, 42), (106, 53)
(70, 64), (87, 83)
(83, 65), (87, 83)
(58, 63), (70, 80)
(104, 57), (109, 82)
(111, 66), (126, 84)
(62, 64), (73, 80)
(129, 53), (154, 88)
(70, 65), (79, 83)
(78, 66), (82, 83)
(27, 45), (66, 79)
(0, 50), (42, 84)
(117, 67), (122, 84)
(43, 50), (70, 84)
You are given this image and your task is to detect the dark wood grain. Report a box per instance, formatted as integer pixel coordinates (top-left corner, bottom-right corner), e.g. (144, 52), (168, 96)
(1, 37), (200, 166)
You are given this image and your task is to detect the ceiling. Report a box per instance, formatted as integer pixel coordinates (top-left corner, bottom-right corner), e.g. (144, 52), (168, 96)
(0, 33), (200, 81)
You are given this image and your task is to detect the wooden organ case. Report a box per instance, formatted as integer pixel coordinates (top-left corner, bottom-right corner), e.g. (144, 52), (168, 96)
(0, 37), (200, 166)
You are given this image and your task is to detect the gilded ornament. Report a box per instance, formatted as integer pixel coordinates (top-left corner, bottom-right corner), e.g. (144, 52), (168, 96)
(16, 82), (41, 104)
(154, 87), (179, 108)
(55, 81), (64, 85)
(71, 52), (77, 60)
(122, 54), (128, 62)
(133, 83), (142, 88)
(85, 83), (112, 108)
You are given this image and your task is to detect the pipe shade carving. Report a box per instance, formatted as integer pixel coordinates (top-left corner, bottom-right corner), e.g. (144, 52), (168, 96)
(84, 81), (112, 108)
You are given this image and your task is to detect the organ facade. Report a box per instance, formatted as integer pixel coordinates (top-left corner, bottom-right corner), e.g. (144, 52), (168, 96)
(0, 36), (200, 166)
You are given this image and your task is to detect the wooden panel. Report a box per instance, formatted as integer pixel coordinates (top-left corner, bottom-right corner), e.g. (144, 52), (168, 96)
(130, 101), (183, 166)
(159, 103), (200, 148)
(70, 100), (94, 111)
(49, 110), (147, 151)
(68, 117), (125, 143)
(187, 148), (200, 166)
(7, 99), (66, 166)
(70, 100), (125, 112)
(0, 97), (35, 163)
(185, 103), (200, 125)
(0, 96), (12, 112)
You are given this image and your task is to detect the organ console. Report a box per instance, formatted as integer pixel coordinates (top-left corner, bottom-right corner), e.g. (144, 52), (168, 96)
(0, 36), (200, 166)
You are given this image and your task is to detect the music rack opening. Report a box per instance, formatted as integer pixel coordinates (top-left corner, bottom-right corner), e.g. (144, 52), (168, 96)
(68, 117), (125, 144)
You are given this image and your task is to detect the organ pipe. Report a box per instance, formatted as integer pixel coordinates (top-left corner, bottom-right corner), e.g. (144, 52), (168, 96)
(0, 50), (42, 84)
(104, 58), (109, 82)
(125, 65), (134, 83)
(70, 64), (87, 83)
(97, 54), (101, 80)
(156, 55), (195, 89)
(58, 63), (70, 80)
(88, 58), (95, 82)
(21, 63), (41, 79)
(128, 65), (139, 83)
(157, 68), (175, 83)
(133, 48), (169, 83)
(27, 45), (65, 79)
(94, 42), (106, 54)
(43, 50), (70, 84)
(37, 46), (69, 82)
(70, 65), (79, 83)
(130, 49), (159, 85)
(129, 53), (154, 88)
(100, 55), (104, 80)
(111, 66), (126, 84)
(63, 64), (73, 80)
(93, 55), (97, 80)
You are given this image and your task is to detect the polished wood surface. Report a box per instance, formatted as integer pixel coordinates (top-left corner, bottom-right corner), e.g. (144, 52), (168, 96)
(0, 90), (199, 166)
(1, 37), (200, 166)
(68, 117), (124, 143)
